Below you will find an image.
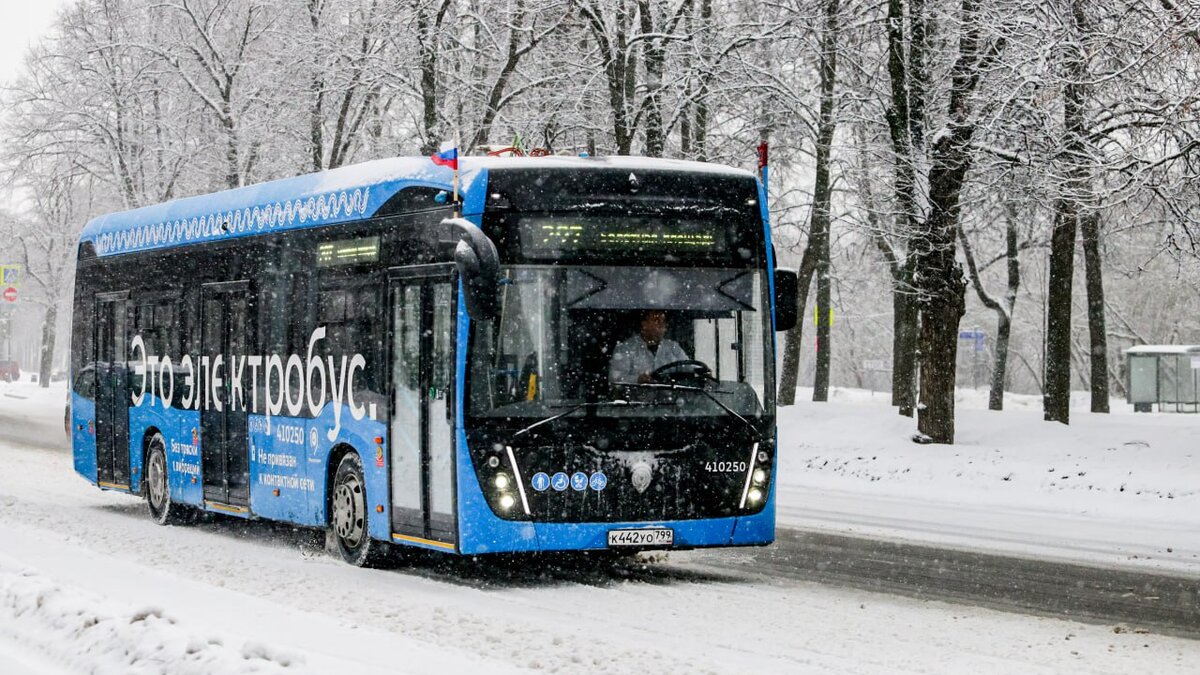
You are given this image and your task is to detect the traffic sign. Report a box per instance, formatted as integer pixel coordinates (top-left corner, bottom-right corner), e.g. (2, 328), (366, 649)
(2, 287), (16, 303)
(0, 265), (19, 288)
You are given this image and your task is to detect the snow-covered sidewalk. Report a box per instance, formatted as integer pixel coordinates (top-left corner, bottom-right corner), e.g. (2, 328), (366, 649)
(776, 388), (1200, 575)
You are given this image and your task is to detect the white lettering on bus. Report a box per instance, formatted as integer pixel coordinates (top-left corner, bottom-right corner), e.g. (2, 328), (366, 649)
(130, 335), (146, 406)
(126, 327), (376, 441)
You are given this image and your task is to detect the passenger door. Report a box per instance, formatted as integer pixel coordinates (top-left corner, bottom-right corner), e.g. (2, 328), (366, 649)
(200, 282), (252, 507)
(94, 293), (130, 489)
(388, 267), (457, 548)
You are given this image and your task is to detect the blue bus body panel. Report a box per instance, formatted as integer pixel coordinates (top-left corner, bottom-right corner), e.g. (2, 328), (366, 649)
(71, 393), (97, 483)
(129, 400), (204, 505)
(245, 409), (387, 532)
(161, 410), (205, 506)
(247, 415), (313, 524)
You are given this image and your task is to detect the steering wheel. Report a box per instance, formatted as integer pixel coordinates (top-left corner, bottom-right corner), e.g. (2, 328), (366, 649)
(650, 359), (713, 385)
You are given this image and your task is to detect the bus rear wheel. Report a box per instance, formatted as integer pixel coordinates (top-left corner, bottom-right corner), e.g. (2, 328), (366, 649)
(145, 434), (194, 526)
(329, 453), (390, 567)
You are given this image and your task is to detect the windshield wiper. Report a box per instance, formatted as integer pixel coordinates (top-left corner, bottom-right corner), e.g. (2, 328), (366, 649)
(613, 381), (761, 438)
(512, 399), (665, 438)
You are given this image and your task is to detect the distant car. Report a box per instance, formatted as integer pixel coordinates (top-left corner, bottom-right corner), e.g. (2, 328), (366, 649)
(0, 360), (19, 382)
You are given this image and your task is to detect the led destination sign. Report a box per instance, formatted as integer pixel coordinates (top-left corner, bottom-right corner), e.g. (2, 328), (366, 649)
(519, 216), (726, 255)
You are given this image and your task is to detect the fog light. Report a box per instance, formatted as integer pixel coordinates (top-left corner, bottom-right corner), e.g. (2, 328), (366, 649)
(747, 487), (763, 504)
(499, 494), (516, 510)
(494, 474), (510, 489)
(753, 469), (767, 484)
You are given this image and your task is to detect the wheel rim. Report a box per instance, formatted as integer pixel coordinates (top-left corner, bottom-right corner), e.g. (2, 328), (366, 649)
(148, 448), (167, 511)
(333, 473), (365, 548)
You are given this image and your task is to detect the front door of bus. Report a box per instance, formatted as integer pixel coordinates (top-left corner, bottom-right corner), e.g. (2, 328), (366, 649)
(95, 294), (130, 489)
(389, 270), (456, 547)
(200, 282), (251, 507)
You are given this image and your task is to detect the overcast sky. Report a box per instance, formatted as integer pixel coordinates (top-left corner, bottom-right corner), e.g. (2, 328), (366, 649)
(0, 1), (71, 212)
(0, 0), (70, 84)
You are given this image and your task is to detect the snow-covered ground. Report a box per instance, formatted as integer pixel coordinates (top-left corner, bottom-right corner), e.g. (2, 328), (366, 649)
(1, 378), (1198, 673)
(777, 387), (1200, 574)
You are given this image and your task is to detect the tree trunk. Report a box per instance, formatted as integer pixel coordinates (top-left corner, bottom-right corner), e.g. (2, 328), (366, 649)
(811, 0), (840, 402)
(917, 282), (964, 442)
(989, 211), (1021, 410)
(960, 204), (1021, 411)
(882, 0), (922, 418)
(38, 302), (56, 389)
(416, 1), (451, 156)
(990, 311), (1012, 410)
(638, 0), (665, 157)
(914, 149), (969, 443)
(1080, 210), (1109, 412)
(1044, 1), (1090, 424)
(912, 0), (994, 443)
(308, 0), (325, 171)
(1044, 205), (1076, 423)
(892, 263), (918, 416)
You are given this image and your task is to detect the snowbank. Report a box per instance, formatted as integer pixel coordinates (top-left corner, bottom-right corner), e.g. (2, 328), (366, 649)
(0, 562), (299, 674)
(0, 379), (69, 451)
(777, 387), (1200, 572)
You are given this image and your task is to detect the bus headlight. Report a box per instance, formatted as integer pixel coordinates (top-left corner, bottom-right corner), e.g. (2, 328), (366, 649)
(494, 474), (510, 490)
(499, 494), (516, 510)
(752, 469), (767, 484)
(747, 488), (763, 504)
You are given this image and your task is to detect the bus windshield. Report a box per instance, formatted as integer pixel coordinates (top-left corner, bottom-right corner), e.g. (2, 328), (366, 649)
(468, 265), (774, 419)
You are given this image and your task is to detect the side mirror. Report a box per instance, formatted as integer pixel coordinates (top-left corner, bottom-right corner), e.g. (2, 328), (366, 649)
(773, 268), (798, 332)
(444, 218), (500, 320)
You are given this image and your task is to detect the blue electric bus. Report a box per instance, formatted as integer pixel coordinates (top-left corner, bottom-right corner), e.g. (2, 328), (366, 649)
(70, 155), (798, 566)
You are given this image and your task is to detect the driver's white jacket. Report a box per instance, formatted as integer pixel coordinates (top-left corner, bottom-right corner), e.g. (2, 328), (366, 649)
(608, 335), (689, 385)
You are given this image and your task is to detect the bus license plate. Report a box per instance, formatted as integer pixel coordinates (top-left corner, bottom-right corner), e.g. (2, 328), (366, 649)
(607, 528), (674, 547)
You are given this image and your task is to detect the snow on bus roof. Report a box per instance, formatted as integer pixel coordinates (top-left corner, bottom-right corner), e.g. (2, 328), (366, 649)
(1125, 345), (1200, 354)
(79, 155), (754, 257)
(464, 154), (755, 176)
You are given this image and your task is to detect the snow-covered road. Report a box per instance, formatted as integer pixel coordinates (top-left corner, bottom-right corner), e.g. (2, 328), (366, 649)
(1, 439), (1197, 673)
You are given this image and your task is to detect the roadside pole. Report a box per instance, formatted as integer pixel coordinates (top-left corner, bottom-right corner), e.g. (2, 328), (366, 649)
(1, 264), (22, 363)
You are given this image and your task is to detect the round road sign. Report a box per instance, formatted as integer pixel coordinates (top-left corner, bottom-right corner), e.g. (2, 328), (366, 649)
(2, 287), (16, 303)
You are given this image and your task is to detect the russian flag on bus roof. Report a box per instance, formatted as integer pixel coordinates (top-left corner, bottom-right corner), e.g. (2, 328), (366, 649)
(430, 147), (458, 170)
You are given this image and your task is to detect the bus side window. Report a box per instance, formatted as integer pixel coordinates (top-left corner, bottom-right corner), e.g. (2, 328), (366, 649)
(74, 365), (97, 400)
(318, 285), (382, 397)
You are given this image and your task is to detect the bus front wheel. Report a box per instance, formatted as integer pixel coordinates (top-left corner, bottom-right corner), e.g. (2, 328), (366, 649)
(145, 433), (194, 526)
(329, 453), (390, 567)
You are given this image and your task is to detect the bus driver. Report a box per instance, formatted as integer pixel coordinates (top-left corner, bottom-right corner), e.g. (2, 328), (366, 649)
(608, 310), (689, 385)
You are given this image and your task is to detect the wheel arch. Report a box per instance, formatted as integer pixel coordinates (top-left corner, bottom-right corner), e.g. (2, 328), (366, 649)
(139, 426), (164, 496)
(325, 443), (360, 524)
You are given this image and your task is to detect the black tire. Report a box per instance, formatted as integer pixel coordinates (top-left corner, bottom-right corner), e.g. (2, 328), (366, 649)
(329, 453), (391, 567)
(145, 433), (195, 526)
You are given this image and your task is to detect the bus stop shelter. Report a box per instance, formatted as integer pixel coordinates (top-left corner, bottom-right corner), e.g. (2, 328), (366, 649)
(1125, 345), (1200, 412)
